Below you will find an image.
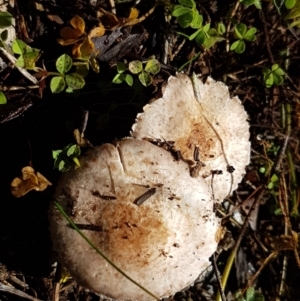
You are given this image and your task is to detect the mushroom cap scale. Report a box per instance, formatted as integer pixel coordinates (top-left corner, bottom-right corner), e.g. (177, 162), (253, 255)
(131, 74), (250, 202)
(49, 138), (220, 301)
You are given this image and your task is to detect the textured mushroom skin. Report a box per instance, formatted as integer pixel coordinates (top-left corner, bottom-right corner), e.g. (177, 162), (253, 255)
(50, 138), (220, 301)
(131, 74), (250, 202)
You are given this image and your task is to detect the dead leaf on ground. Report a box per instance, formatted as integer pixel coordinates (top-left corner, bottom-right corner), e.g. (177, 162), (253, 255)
(11, 166), (52, 198)
(73, 128), (93, 147)
(97, 7), (139, 30)
(57, 16), (105, 58)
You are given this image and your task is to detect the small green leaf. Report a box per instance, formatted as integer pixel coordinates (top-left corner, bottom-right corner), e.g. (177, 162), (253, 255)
(259, 167), (266, 174)
(271, 64), (279, 71)
(1, 29), (8, 41)
(112, 73), (123, 84)
(194, 30), (206, 45)
(190, 11), (202, 29)
(50, 76), (66, 93)
(172, 5), (192, 17)
(230, 40), (240, 51)
(65, 73), (85, 90)
(128, 60), (143, 74)
(138, 71), (152, 87)
(178, 11), (194, 28)
(73, 157), (81, 167)
(22, 48), (40, 70)
(124, 74), (133, 86)
(0, 11), (13, 29)
(179, 0), (195, 8)
(56, 54), (73, 74)
(264, 72), (274, 88)
(262, 67), (270, 76)
(285, 0), (296, 9)
(53, 157), (61, 169)
(245, 27), (257, 37)
(288, 19), (300, 28)
(116, 61), (126, 73)
(235, 23), (247, 38)
(0, 91), (7, 104)
(273, 67), (285, 76)
(273, 73), (284, 85)
(144, 59), (160, 75)
(235, 40), (246, 53)
(65, 87), (74, 93)
(202, 30), (224, 48)
(189, 28), (202, 40)
(285, 1), (300, 19)
(253, 0), (262, 9)
(217, 22), (226, 35)
(267, 181), (274, 189)
(246, 287), (255, 301)
(12, 39), (28, 55)
(203, 23), (210, 32)
(67, 144), (81, 157)
(58, 160), (66, 172)
(15, 55), (25, 68)
(52, 150), (62, 159)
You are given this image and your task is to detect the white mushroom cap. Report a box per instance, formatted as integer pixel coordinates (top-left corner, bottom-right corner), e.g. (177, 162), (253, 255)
(131, 74), (250, 202)
(49, 138), (220, 301)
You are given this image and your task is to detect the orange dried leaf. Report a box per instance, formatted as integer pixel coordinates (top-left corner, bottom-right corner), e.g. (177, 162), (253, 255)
(73, 38), (95, 58)
(128, 7), (139, 20)
(88, 24), (105, 38)
(57, 38), (80, 46)
(11, 166), (52, 198)
(60, 27), (82, 40)
(36, 172), (52, 191)
(98, 8), (119, 29)
(72, 43), (83, 58)
(70, 16), (85, 35)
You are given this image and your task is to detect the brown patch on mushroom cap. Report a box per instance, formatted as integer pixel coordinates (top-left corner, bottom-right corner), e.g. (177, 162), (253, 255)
(49, 138), (219, 301)
(131, 74), (250, 202)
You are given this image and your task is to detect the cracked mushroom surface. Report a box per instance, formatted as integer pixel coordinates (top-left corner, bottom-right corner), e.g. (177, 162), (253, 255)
(49, 138), (220, 301)
(131, 74), (251, 202)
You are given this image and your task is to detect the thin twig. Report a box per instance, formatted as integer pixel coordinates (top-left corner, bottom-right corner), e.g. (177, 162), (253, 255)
(212, 253), (226, 301)
(0, 47), (38, 85)
(216, 188), (265, 301)
(259, 10), (274, 64)
(0, 283), (42, 301)
(80, 110), (89, 135)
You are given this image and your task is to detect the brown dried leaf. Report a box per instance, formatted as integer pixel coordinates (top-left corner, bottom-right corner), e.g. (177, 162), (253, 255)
(73, 129), (93, 147)
(97, 8), (119, 29)
(71, 38), (95, 58)
(70, 16), (85, 35)
(89, 24), (105, 38)
(60, 27), (82, 40)
(11, 166), (52, 198)
(128, 7), (139, 20)
(57, 38), (80, 46)
(97, 7), (139, 30)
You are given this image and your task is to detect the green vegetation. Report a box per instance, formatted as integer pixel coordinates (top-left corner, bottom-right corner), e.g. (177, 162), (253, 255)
(52, 144), (81, 172)
(230, 23), (257, 54)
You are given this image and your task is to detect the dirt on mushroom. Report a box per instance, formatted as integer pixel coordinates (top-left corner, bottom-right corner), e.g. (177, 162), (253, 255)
(49, 138), (220, 301)
(131, 74), (250, 202)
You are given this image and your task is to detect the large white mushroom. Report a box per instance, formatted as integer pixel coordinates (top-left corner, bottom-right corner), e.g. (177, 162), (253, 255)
(131, 74), (250, 202)
(49, 138), (220, 301)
